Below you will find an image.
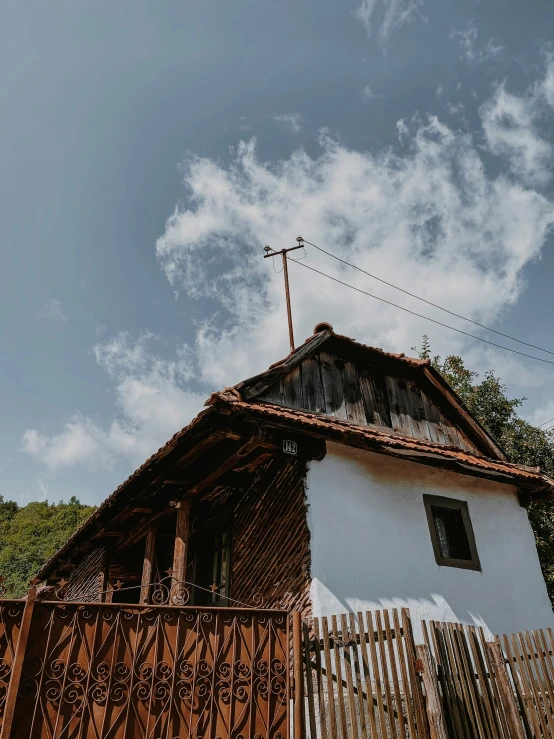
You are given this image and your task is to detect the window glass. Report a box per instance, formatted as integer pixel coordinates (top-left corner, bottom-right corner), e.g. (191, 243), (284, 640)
(432, 506), (472, 561)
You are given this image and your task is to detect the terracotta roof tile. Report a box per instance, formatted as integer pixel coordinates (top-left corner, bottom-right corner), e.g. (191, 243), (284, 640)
(226, 399), (554, 493)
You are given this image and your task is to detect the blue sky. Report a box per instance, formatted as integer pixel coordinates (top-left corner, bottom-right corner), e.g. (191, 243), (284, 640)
(2, 0), (554, 506)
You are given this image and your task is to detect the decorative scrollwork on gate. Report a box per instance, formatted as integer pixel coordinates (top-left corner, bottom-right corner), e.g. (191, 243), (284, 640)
(2, 599), (290, 739)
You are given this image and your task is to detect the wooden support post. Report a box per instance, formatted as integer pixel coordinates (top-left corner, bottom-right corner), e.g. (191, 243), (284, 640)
(98, 547), (110, 601)
(172, 499), (192, 586)
(416, 644), (448, 739)
(486, 641), (525, 739)
(292, 612), (305, 739)
(140, 525), (157, 604)
(1, 585), (36, 739)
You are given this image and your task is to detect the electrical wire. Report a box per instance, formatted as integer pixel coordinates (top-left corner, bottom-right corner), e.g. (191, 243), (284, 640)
(289, 258), (554, 367)
(538, 416), (554, 428)
(303, 239), (554, 358)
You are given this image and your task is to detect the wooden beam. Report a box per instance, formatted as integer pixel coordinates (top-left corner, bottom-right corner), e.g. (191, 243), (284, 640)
(116, 507), (173, 552)
(188, 432), (270, 497)
(140, 525), (157, 604)
(172, 499), (192, 586)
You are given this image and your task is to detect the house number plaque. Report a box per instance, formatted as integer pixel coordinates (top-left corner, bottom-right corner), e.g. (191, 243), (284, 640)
(283, 439), (297, 455)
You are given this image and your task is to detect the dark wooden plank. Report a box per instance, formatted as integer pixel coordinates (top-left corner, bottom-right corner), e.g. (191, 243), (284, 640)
(238, 328), (331, 399)
(281, 365), (304, 408)
(420, 391), (450, 445)
(405, 381), (434, 442)
(320, 352), (348, 420)
(359, 368), (391, 427)
(301, 355), (327, 414)
(385, 376), (417, 437)
(342, 361), (366, 425)
(258, 382), (283, 405)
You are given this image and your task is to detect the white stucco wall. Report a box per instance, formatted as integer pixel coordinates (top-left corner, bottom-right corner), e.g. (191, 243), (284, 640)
(307, 442), (554, 639)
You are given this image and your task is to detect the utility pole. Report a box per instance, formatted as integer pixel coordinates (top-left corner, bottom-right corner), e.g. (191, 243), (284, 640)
(264, 237), (304, 353)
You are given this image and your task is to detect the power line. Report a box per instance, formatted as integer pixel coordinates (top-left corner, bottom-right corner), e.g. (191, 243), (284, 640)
(289, 258), (554, 366)
(538, 416), (554, 428)
(303, 239), (554, 358)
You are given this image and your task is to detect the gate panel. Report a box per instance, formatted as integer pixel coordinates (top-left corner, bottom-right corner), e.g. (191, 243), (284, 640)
(9, 601), (289, 739)
(0, 599), (24, 732)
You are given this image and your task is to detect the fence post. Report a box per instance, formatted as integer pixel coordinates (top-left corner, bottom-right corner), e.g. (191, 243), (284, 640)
(0, 585), (36, 739)
(486, 641), (525, 739)
(416, 644), (448, 739)
(292, 612), (305, 739)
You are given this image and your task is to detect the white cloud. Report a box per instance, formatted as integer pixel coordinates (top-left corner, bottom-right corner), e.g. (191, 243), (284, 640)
(356, 0), (424, 41)
(156, 103), (554, 393)
(272, 113), (303, 133)
(38, 299), (67, 322)
(451, 21), (503, 63)
(481, 77), (553, 187)
(362, 85), (378, 100)
(22, 333), (204, 471)
(26, 65), (554, 473)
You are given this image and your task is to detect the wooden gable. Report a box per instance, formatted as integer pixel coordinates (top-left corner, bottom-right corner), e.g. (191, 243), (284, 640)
(247, 335), (500, 457)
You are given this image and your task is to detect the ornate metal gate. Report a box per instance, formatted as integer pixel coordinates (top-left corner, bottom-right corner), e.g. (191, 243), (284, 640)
(0, 588), (289, 739)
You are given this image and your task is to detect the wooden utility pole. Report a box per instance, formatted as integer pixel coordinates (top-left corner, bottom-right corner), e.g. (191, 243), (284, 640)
(264, 237), (305, 353)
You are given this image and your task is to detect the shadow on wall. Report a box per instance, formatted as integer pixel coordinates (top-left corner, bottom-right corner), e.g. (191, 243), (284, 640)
(310, 580), (494, 643)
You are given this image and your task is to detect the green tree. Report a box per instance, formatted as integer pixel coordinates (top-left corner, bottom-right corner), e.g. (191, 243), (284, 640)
(414, 336), (554, 604)
(0, 496), (95, 597)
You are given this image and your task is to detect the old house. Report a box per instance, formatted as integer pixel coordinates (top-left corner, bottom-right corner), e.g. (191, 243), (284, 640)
(37, 324), (554, 635)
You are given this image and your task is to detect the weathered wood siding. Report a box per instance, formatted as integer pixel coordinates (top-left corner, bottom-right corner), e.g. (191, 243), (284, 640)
(231, 456), (311, 617)
(258, 350), (480, 453)
(66, 546), (105, 601)
(190, 456), (311, 616)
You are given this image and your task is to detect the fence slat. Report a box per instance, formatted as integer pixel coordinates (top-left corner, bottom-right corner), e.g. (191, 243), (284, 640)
(322, 616), (339, 739)
(415, 645), (448, 739)
(356, 613), (378, 739)
(394, 610), (417, 739)
(376, 610), (398, 739)
(401, 610), (427, 739)
(466, 627), (501, 739)
(367, 611), (388, 738)
(486, 641), (525, 739)
(348, 612), (368, 739)
(313, 618), (329, 739)
(332, 615), (349, 739)
(304, 621), (318, 739)
(385, 610), (407, 739)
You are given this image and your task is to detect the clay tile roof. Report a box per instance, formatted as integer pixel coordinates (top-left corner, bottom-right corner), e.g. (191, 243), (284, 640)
(222, 399), (554, 496)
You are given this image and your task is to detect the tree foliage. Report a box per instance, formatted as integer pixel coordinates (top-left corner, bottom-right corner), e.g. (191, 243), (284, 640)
(0, 496), (95, 598)
(414, 336), (554, 605)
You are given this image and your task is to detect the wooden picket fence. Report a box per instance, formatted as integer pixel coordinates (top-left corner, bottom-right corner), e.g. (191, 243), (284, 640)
(299, 611), (554, 739)
(297, 608), (427, 739)
(423, 620), (554, 739)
